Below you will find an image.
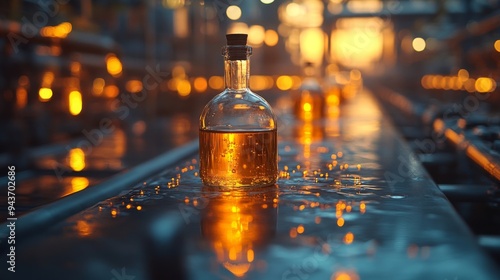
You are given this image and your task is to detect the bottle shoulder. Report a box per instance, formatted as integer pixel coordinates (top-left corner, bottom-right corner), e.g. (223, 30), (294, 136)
(202, 89), (274, 113)
(199, 89), (277, 130)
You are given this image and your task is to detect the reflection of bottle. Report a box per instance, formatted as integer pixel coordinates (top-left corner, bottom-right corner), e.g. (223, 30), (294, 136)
(201, 186), (278, 278)
(324, 64), (341, 119)
(294, 62), (325, 121)
(199, 34), (278, 188)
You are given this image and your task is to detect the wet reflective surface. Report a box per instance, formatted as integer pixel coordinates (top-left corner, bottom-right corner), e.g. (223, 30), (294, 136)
(0, 115), (199, 219)
(2, 90), (498, 280)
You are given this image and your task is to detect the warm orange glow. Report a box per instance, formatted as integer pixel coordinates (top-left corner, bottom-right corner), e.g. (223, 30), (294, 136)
(467, 144), (500, 181)
(300, 28), (324, 66)
(39, 87), (53, 102)
(475, 77), (496, 93)
(291, 76), (302, 89)
(281, 1), (323, 28)
(126, 80), (143, 93)
(421, 74), (478, 92)
(106, 54), (122, 77)
(222, 263), (250, 277)
(297, 225), (304, 234)
(330, 18), (384, 69)
(326, 92), (340, 108)
(314, 217), (321, 224)
(247, 249), (254, 262)
(201, 189), (277, 278)
(40, 22), (72, 38)
(136, 205), (143, 211)
(421, 75), (430, 89)
(162, 0), (185, 9)
(335, 273), (351, 280)
(71, 61), (81, 75)
(42, 71), (55, 87)
(333, 271), (360, 280)
(264, 29), (279, 47)
(16, 87), (28, 109)
(172, 65), (186, 78)
(350, 69), (361, 80)
(248, 25), (266, 46)
(75, 220), (92, 237)
(193, 77), (208, 92)
(337, 217), (344, 227)
(412, 37), (426, 52)
(276, 75), (293, 90)
(209, 76), (224, 90)
(295, 89), (324, 121)
(68, 148), (85, 171)
(347, 0), (382, 13)
(430, 75), (439, 89)
(168, 77), (180, 91)
(464, 78), (476, 93)
(107, 129), (126, 159)
(344, 83), (358, 100)
(494, 40), (500, 52)
(71, 177), (89, 193)
(226, 5), (242, 20)
(290, 227), (298, 238)
(93, 78), (105, 96)
(458, 69), (469, 81)
(177, 79), (191, 96)
(343, 232), (354, 244)
(104, 85), (119, 98)
(335, 272), (352, 280)
(303, 102), (312, 112)
(227, 22), (249, 34)
(69, 90), (82, 115)
(286, 3), (304, 18)
(59, 22), (72, 35)
(250, 75), (273, 91)
(173, 7), (189, 38)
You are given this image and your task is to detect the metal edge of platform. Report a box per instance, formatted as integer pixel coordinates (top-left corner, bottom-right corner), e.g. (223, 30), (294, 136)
(434, 119), (500, 182)
(0, 140), (199, 243)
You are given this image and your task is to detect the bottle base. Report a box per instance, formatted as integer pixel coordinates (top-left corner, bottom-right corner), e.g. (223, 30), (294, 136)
(200, 177), (277, 189)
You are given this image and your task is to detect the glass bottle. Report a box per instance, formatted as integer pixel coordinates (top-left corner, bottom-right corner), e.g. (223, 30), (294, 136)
(324, 64), (341, 119)
(293, 62), (325, 121)
(199, 34), (278, 188)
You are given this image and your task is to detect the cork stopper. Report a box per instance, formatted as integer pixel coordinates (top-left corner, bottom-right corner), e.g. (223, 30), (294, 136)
(224, 34), (250, 60)
(226, 34), (247, 46)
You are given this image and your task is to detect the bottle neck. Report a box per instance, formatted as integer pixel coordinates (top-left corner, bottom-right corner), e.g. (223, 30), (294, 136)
(224, 59), (250, 91)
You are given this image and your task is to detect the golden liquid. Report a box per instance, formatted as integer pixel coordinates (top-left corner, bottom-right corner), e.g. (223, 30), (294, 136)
(199, 129), (277, 187)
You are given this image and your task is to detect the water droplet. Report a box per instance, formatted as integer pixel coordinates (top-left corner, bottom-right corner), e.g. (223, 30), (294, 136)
(232, 169), (236, 173)
(384, 195), (406, 199)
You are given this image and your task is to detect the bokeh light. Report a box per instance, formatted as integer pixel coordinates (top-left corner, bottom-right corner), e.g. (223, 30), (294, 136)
(226, 5), (242, 20)
(412, 37), (426, 52)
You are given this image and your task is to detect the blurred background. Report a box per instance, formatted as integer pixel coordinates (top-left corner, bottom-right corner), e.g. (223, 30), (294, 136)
(0, 0), (499, 237)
